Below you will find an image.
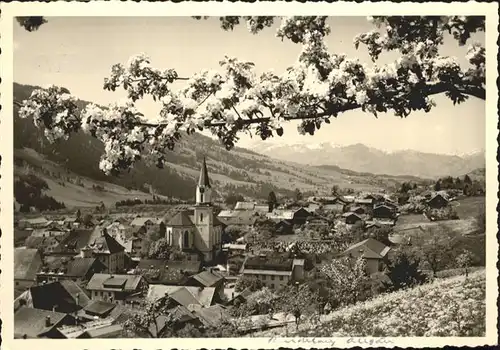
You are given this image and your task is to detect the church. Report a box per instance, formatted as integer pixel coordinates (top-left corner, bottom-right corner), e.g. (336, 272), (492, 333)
(164, 157), (224, 262)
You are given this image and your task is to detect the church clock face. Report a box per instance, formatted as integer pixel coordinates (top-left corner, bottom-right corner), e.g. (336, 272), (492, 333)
(199, 187), (205, 194)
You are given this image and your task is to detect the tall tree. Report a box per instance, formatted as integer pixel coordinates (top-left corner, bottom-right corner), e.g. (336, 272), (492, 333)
(456, 249), (474, 278)
(17, 16), (485, 176)
(267, 191), (278, 213)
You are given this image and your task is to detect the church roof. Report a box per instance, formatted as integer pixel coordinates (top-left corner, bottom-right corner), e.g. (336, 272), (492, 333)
(198, 157), (211, 188)
(166, 211), (194, 227)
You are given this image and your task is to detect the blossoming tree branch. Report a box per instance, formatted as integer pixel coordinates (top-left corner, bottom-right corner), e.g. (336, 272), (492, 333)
(17, 16), (485, 176)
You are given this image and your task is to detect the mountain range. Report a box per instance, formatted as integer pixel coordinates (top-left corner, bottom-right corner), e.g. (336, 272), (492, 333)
(13, 82), (484, 209)
(250, 142), (485, 179)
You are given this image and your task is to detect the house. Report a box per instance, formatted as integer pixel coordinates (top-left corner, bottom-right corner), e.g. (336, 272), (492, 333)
(86, 273), (147, 303)
(192, 304), (231, 328)
(186, 270), (225, 299)
(240, 255), (306, 289)
(127, 232), (150, 258)
(254, 204), (270, 213)
(86, 231), (126, 273)
(275, 220), (293, 235)
(306, 203), (322, 213)
(226, 288), (253, 306)
(266, 207), (310, 226)
(354, 198), (374, 208)
(18, 217), (50, 229)
(217, 210), (258, 228)
(319, 196), (347, 212)
(14, 307), (74, 339)
(350, 206), (366, 215)
(305, 216), (331, 230)
(217, 210), (238, 218)
(31, 226), (68, 238)
(25, 234), (68, 254)
(163, 158), (225, 262)
(365, 219), (396, 229)
(36, 256), (107, 284)
(134, 259), (201, 285)
(373, 204), (396, 219)
(342, 212), (364, 225)
(129, 217), (160, 234)
(363, 193), (385, 205)
(343, 238), (392, 274)
(15, 280), (91, 314)
(15, 248), (44, 289)
(76, 324), (124, 338)
(147, 285), (219, 308)
(222, 243), (248, 254)
(427, 193), (449, 209)
(105, 222), (131, 237)
(234, 201), (257, 211)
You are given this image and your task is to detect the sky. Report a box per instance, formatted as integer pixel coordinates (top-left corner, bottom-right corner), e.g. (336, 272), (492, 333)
(13, 16), (485, 155)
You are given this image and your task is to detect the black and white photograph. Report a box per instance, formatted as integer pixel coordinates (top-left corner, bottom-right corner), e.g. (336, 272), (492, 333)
(1, 2), (498, 348)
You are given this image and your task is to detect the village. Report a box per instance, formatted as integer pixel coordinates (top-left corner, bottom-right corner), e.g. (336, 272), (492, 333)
(13, 157), (486, 338)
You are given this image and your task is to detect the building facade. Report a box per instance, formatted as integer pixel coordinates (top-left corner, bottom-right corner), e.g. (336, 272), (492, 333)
(165, 158), (223, 262)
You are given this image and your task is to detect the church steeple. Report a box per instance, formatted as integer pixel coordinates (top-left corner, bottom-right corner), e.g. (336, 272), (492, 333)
(196, 157), (212, 205)
(198, 157), (211, 188)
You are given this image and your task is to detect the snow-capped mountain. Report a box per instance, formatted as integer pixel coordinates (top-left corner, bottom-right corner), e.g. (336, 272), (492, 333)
(250, 142), (485, 179)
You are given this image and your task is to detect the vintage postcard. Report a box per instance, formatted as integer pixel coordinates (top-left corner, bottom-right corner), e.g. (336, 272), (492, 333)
(0, 1), (498, 349)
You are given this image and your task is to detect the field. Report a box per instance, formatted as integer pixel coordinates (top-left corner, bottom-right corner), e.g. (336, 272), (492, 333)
(15, 148), (160, 208)
(255, 269), (486, 337)
(451, 196), (485, 219)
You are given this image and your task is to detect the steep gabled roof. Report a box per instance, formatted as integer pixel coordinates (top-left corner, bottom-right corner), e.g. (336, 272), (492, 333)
(344, 238), (390, 260)
(40, 257), (105, 278)
(190, 270), (224, 287)
(166, 211), (194, 227)
(198, 157), (211, 188)
(15, 307), (68, 338)
(14, 248), (42, 281)
(88, 232), (125, 254)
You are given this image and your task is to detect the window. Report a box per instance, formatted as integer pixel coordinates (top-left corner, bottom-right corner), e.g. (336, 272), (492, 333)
(279, 276), (284, 281)
(200, 213), (204, 222)
(270, 275), (275, 281)
(183, 231), (190, 248)
(262, 275), (266, 280)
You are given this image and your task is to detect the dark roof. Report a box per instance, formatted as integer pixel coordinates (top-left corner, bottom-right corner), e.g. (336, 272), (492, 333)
(78, 324), (124, 338)
(218, 211), (258, 226)
(54, 229), (95, 253)
(39, 257), (105, 278)
(198, 157), (211, 188)
(344, 238), (391, 259)
(89, 232), (125, 254)
(243, 255), (294, 272)
(59, 280), (91, 308)
(25, 235), (66, 251)
(15, 248), (42, 281)
(26, 280), (90, 311)
(15, 307), (68, 338)
(190, 270), (223, 287)
(166, 211), (194, 227)
(87, 274), (143, 292)
(170, 287), (202, 308)
(194, 304), (230, 328)
(83, 300), (116, 316)
(170, 305), (198, 323)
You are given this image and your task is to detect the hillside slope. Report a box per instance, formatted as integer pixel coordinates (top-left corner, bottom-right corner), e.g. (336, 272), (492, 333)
(257, 269), (485, 337)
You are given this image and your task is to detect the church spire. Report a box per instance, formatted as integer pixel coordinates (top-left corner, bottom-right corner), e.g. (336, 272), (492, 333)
(198, 157), (211, 188)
